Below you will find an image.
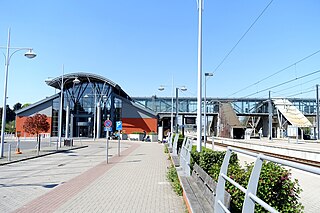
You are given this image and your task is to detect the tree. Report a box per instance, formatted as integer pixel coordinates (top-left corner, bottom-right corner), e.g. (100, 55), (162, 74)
(6, 105), (15, 122)
(13, 103), (22, 111)
(23, 114), (50, 152)
(22, 103), (31, 108)
(0, 105), (16, 129)
(5, 121), (15, 133)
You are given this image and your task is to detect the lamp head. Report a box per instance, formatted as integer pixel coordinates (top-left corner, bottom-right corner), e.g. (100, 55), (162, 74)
(45, 78), (52, 84)
(73, 78), (80, 84)
(180, 86), (187, 91)
(158, 85), (165, 91)
(205, 72), (214, 77)
(24, 49), (37, 59)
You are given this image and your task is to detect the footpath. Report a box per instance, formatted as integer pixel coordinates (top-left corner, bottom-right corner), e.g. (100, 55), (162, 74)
(0, 140), (185, 213)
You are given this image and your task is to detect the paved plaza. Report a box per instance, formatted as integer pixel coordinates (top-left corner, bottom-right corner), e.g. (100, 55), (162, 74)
(0, 140), (185, 213)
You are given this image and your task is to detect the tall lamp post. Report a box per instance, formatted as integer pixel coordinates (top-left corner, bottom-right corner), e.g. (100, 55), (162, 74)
(0, 28), (36, 157)
(204, 72), (213, 147)
(196, 0), (204, 152)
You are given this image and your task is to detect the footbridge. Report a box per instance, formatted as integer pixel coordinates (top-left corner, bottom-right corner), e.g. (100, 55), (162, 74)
(133, 96), (317, 139)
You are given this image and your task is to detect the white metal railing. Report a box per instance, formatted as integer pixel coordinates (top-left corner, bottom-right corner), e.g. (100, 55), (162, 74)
(172, 134), (179, 156)
(179, 137), (192, 176)
(214, 146), (320, 213)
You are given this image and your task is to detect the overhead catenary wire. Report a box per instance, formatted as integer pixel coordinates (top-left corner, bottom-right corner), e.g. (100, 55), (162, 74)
(213, 0), (274, 74)
(228, 49), (320, 97)
(273, 76), (320, 95)
(272, 85), (315, 98)
(286, 89), (315, 98)
(244, 68), (320, 98)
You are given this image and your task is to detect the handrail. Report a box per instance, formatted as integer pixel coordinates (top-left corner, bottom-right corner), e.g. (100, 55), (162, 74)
(172, 134), (179, 156)
(179, 137), (192, 176)
(214, 146), (320, 213)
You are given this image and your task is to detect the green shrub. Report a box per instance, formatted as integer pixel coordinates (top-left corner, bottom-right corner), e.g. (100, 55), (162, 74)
(209, 162), (247, 212)
(167, 164), (183, 196)
(164, 145), (169, 153)
(199, 149), (238, 173)
(131, 131), (143, 134)
(209, 161), (303, 212)
(253, 162), (303, 212)
(190, 145), (200, 170)
(190, 146), (303, 212)
(177, 136), (184, 153)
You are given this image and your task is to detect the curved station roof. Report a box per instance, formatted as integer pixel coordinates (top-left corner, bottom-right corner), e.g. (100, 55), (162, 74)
(45, 72), (132, 101)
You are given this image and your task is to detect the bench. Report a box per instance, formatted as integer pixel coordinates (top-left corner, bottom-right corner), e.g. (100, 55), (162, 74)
(179, 163), (231, 213)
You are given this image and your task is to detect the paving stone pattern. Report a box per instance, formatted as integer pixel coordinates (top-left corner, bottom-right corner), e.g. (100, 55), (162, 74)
(0, 140), (185, 213)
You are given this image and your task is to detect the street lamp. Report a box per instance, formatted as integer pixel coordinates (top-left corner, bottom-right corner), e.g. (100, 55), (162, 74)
(175, 86), (187, 133)
(0, 28), (36, 157)
(159, 76), (174, 135)
(159, 85), (187, 134)
(204, 72), (213, 147)
(58, 74), (80, 148)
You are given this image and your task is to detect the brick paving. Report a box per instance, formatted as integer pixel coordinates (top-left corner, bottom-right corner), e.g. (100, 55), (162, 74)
(6, 141), (185, 213)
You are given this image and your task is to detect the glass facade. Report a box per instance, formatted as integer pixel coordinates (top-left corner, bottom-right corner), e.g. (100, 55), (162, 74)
(49, 74), (128, 138)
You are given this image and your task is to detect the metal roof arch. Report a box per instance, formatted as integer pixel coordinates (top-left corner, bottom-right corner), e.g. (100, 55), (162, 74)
(45, 72), (132, 101)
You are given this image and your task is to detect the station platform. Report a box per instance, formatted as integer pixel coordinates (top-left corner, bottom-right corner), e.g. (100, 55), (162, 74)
(209, 137), (320, 162)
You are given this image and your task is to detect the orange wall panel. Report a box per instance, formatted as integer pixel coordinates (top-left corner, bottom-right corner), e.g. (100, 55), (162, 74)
(122, 118), (157, 134)
(16, 116), (52, 137)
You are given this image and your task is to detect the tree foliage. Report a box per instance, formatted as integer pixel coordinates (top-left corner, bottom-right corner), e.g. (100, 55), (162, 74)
(23, 114), (50, 136)
(13, 103), (22, 111)
(22, 103), (31, 108)
(5, 121), (15, 133)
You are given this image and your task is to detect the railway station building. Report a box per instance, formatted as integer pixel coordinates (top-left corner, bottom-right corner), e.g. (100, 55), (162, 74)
(15, 72), (158, 138)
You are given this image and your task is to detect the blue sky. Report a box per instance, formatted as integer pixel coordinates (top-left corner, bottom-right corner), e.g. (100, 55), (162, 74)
(0, 0), (320, 107)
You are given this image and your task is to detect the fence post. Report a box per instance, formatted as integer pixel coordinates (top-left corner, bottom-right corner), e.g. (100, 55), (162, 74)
(214, 147), (232, 213)
(242, 154), (264, 212)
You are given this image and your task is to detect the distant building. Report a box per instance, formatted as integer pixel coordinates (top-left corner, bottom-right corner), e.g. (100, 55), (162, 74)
(15, 72), (157, 138)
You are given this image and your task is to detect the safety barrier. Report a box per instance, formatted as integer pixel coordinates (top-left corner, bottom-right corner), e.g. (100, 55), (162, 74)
(179, 137), (192, 176)
(172, 134), (179, 156)
(214, 146), (320, 213)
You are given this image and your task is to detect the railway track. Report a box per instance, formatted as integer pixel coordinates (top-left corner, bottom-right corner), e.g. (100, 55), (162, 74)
(212, 141), (320, 168)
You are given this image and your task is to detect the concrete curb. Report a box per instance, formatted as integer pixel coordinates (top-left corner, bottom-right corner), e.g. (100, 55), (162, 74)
(0, 145), (88, 166)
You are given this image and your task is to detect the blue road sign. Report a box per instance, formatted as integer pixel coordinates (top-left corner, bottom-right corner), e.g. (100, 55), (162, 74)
(116, 121), (122, 130)
(104, 127), (112, 131)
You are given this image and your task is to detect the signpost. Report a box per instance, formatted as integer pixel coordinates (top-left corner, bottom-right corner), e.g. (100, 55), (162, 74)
(116, 121), (122, 156)
(104, 120), (112, 163)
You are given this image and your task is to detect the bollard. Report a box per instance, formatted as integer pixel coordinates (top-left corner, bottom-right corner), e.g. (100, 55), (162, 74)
(8, 144), (11, 161)
(106, 131), (109, 163)
(16, 138), (22, 154)
(118, 137), (120, 156)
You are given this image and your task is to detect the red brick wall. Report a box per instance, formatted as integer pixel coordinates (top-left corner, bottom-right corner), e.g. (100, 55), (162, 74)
(122, 118), (157, 134)
(16, 116), (52, 137)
